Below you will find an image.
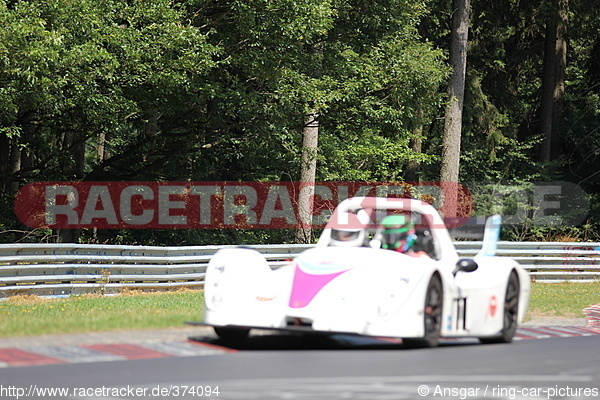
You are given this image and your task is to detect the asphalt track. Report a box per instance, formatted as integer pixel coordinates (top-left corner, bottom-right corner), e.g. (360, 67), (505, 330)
(1, 326), (600, 400)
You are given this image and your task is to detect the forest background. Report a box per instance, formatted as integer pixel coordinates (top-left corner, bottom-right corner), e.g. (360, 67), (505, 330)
(0, 0), (598, 245)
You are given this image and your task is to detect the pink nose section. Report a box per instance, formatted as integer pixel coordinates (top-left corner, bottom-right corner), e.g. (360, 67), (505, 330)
(288, 265), (349, 308)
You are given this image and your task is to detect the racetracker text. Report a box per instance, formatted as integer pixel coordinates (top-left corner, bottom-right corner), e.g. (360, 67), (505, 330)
(14, 181), (472, 229)
(0, 384), (219, 399)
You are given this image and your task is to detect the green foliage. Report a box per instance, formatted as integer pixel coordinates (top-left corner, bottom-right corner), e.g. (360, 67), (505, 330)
(1, 0), (598, 244)
(466, 179), (595, 242)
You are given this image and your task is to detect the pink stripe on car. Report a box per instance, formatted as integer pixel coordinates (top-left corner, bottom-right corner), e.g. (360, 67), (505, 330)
(289, 265), (349, 308)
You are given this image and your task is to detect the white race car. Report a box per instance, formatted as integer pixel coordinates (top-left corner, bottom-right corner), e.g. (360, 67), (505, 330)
(202, 197), (530, 347)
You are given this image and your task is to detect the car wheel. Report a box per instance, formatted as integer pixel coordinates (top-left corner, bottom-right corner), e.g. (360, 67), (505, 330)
(403, 274), (443, 348)
(214, 326), (250, 341)
(480, 271), (520, 344)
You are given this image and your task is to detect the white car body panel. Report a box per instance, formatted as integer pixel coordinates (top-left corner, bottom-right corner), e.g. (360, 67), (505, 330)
(203, 197), (531, 343)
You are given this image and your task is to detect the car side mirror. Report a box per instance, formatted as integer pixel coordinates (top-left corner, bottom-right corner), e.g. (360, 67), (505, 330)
(453, 258), (478, 276)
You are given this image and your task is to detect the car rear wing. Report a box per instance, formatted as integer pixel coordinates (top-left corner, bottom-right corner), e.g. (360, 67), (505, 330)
(476, 215), (502, 257)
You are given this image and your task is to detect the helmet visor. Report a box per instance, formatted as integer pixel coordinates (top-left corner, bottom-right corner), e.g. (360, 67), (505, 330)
(384, 230), (411, 245)
(382, 227), (413, 251)
(331, 229), (361, 242)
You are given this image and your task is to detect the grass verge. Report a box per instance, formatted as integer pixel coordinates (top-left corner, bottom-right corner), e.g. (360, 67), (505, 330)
(527, 281), (600, 318)
(0, 282), (599, 337)
(0, 290), (204, 338)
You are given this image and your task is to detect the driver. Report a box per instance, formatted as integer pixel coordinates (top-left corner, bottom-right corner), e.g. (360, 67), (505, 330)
(380, 214), (429, 258)
(329, 227), (365, 247)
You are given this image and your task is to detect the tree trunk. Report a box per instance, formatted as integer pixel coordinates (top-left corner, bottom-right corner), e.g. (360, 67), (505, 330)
(553, 0), (568, 150)
(64, 131), (86, 179)
(296, 112), (319, 244)
(142, 108), (160, 163)
(58, 130), (86, 243)
(97, 132), (107, 162)
(94, 131), (114, 243)
(0, 131), (9, 192)
(539, 0), (568, 163)
(8, 142), (21, 194)
(539, 4), (557, 163)
(405, 108), (424, 182)
(440, 0), (470, 218)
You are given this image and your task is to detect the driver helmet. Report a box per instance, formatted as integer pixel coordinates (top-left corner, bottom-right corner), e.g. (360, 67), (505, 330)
(380, 214), (416, 253)
(329, 227), (365, 247)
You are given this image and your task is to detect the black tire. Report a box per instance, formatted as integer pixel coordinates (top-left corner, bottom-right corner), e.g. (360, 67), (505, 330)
(480, 271), (520, 344)
(403, 274), (443, 348)
(214, 326), (250, 341)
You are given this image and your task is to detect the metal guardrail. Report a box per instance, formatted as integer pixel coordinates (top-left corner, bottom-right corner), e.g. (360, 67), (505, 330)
(455, 242), (600, 283)
(1, 242), (599, 297)
(0, 243), (312, 298)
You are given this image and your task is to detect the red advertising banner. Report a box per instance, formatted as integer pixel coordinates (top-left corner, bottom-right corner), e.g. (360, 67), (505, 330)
(14, 181), (473, 229)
